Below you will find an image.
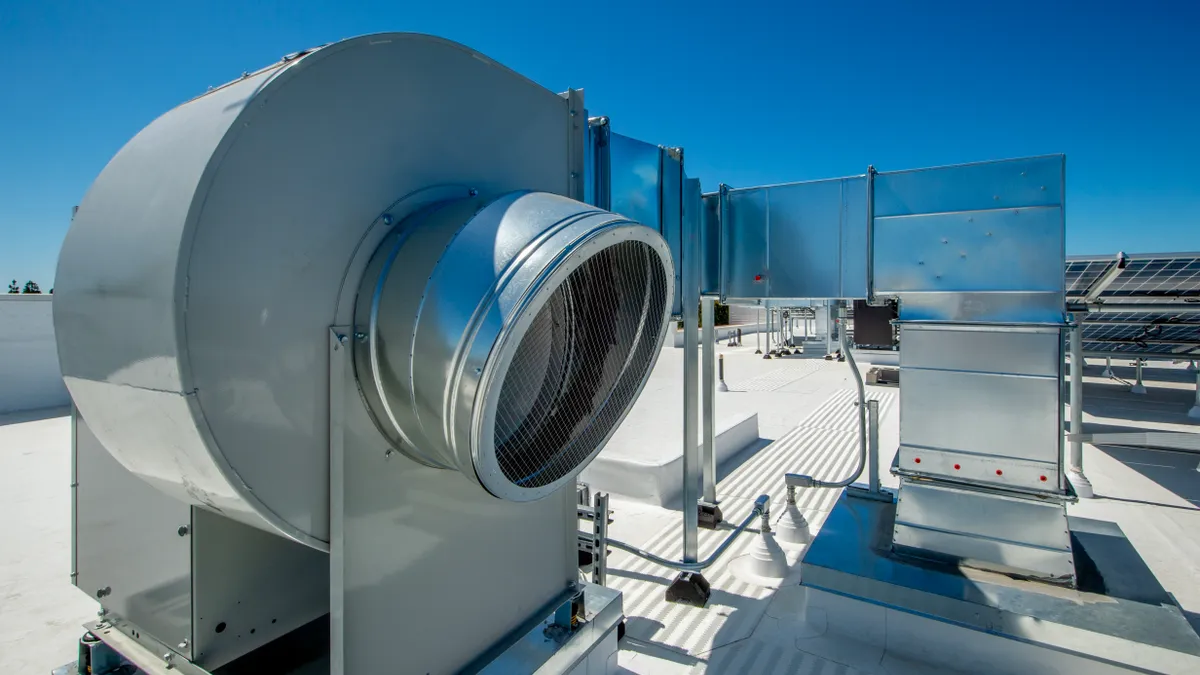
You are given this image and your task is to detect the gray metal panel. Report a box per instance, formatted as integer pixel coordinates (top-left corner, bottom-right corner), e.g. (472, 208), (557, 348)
(840, 176), (869, 298)
(700, 192), (721, 295)
(873, 155), (1063, 218)
(190, 508), (328, 669)
(900, 324), (1062, 375)
(893, 479), (1073, 581)
(723, 188), (769, 298)
(872, 155), (1066, 323)
(768, 180), (843, 299)
(334, 332), (578, 674)
(609, 132), (661, 232)
(896, 291), (1067, 323)
(719, 176), (868, 301)
(75, 415), (193, 658)
(874, 207), (1065, 293)
(898, 325), (1063, 491)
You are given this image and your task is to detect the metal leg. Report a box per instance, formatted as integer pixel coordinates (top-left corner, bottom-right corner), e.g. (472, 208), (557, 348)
(701, 297), (717, 504)
(717, 353), (729, 392)
(867, 400), (881, 494)
(755, 307), (762, 354)
(825, 304), (833, 356)
(1102, 356), (1114, 378)
(1131, 358), (1147, 395)
(1189, 369), (1200, 419)
(1188, 360), (1197, 373)
(593, 493), (608, 586)
(764, 307), (773, 359)
(1068, 321), (1094, 498)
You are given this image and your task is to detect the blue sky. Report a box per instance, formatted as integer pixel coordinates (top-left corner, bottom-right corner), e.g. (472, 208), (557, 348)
(2, 0), (1198, 287)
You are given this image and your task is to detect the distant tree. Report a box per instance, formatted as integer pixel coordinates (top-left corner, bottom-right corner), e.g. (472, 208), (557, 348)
(22, 280), (41, 294)
(6, 280), (18, 294)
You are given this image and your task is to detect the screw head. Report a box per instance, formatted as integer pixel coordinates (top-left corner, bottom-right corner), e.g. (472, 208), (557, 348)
(381, 214), (393, 226)
(384, 448), (394, 460)
(177, 525), (189, 537)
(469, 188), (478, 197)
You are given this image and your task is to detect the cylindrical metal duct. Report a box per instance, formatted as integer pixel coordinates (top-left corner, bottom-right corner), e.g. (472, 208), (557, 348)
(355, 191), (673, 501)
(53, 33), (673, 548)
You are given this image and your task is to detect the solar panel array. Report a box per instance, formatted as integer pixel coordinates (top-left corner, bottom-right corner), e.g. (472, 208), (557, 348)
(1065, 254), (1200, 356)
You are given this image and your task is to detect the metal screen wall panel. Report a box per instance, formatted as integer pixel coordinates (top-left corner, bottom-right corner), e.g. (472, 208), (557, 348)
(720, 176), (868, 301)
(609, 133), (661, 233)
(897, 325), (1063, 492)
(839, 176), (869, 298)
(768, 180), (843, 299)
(723, 188), (769, 299)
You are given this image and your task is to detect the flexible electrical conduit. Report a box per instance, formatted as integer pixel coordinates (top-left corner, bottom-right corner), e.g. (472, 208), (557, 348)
(785, 311), (867, 489)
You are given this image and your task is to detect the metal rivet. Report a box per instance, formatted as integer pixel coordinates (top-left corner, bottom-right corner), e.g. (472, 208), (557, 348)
(469, 188), (478, 197)
(179, 639), (189, 649)
(177, 525), (189, 537)
(384, 449), (394, 460)
(96, 586), (111, 598)
(941, 238), (948, 244)
(1040, 186), (1046, 191)
(354, 332), (367, 342)
(381, 214), (393, 226)
(917, 261), (924, 265)
(993, 195), (999, 201)
(986, 232), (992, 236)
(960, 252), (966, 258)
(1020, 171), (1027, 177)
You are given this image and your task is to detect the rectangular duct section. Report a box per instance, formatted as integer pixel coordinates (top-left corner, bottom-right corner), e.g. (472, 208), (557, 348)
(875, 155), (1075, 583)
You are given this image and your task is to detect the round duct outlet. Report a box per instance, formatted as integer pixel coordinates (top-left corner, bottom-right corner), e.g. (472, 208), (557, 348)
(355, 191), (674, 501)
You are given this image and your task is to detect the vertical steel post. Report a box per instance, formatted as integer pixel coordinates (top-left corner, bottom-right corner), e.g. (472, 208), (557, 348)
(701, 297), (717, 503)
(764, 307), (773, 358)
(680, 167), (700, 564)
(867, 399), (881, 494)
(1102, 356), (1114, 378)
(825, 304), (833, 355)
(593, 492), (609, 586)
(1131, 358), (1147, 394)
(1068, 320), (1094, 498)
(755, 307), (762, 354)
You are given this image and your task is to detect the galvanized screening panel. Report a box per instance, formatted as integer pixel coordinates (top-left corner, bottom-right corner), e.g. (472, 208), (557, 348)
(768, 180), (843, 299)
(839, 176), (869, 298)
(721, 176), (867, 300)
(609, 133), (661, 233)
(724, 188), (769, 298)
(660, 151), (683, 316)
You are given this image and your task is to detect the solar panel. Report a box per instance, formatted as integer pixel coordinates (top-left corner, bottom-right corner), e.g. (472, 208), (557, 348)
(1066, 253), (1200, 356)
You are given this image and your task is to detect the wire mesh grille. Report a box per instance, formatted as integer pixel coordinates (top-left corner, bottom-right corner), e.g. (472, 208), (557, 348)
(492, 239), (668, 489)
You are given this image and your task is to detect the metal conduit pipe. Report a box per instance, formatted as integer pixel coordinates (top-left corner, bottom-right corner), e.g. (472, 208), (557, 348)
(605, 495), (770, 572)
(785, 307), (868, 489)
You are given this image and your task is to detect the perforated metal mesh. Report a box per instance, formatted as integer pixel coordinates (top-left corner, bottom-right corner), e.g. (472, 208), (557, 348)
(492, 239), (668, 489)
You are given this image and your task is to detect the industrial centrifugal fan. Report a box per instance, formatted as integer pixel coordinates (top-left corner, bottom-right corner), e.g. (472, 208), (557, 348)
(54, 33), (672, 674)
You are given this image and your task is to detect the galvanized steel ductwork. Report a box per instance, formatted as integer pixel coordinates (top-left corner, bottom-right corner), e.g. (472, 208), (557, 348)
(53, 33), (674, 549)
(355, 191), (673, 502)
